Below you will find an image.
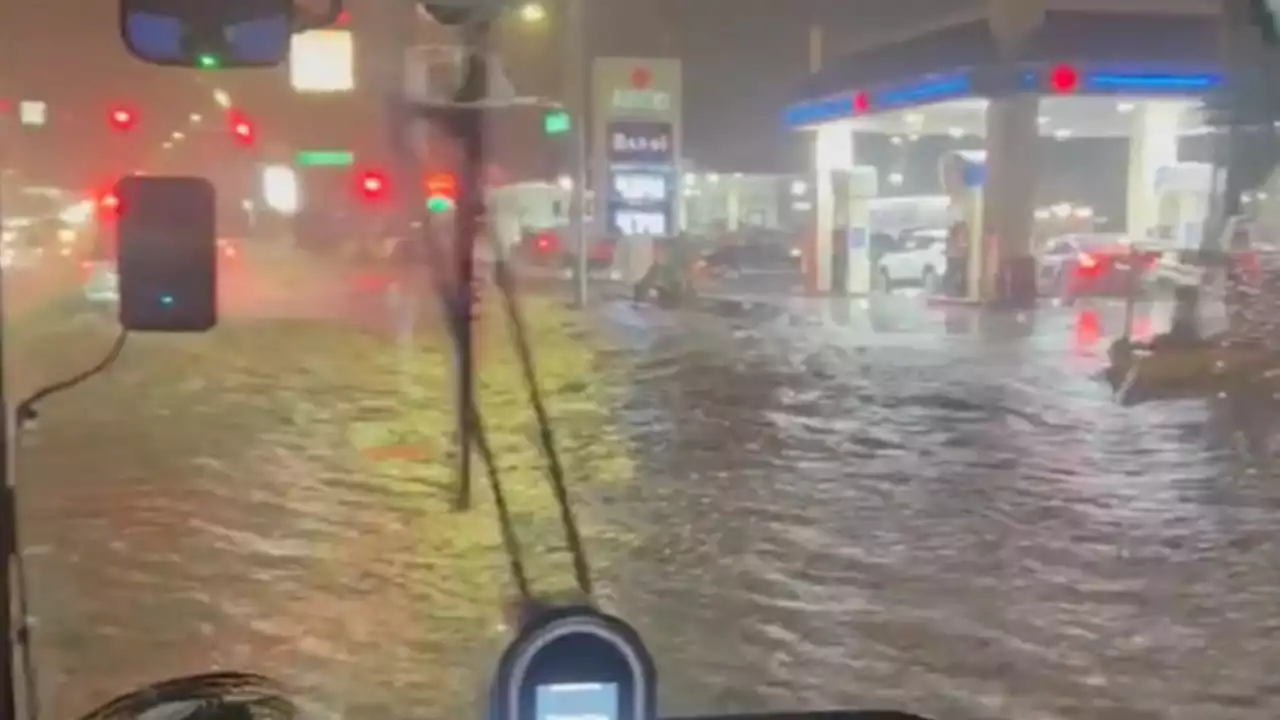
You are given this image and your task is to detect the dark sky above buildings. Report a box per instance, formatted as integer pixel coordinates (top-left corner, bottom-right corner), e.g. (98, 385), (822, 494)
(1, 0), (985, 182)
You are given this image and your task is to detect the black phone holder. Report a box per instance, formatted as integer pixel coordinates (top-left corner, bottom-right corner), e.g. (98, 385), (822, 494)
(489, 605), (656, 720)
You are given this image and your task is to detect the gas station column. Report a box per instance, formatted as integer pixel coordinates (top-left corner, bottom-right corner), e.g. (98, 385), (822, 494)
(980, 94), (1040, 305)
(1125, 101), (1181, 243)
(813, 124), (854, 293)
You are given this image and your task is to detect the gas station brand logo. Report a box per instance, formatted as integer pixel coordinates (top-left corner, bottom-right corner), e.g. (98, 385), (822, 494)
(611, 66), (671, 112)
(606, 120), (674, 163)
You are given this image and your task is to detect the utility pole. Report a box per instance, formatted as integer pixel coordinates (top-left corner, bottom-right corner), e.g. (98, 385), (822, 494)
(564, 0), (590, 306)
(1218, 0), (1258, 228)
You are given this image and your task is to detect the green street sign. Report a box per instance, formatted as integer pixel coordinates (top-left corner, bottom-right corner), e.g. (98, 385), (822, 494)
(296, 150), (355, 167)
(543, 110), (571, 135)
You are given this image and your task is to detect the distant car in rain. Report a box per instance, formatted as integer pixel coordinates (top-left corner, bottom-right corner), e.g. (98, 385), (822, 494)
(1037, 233), (1161, 303)
(516, 228), (618, 271)
(700, 231), (801, 278)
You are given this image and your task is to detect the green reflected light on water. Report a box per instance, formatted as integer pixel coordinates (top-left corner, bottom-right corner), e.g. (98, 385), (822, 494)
(13, 301), (636, 719)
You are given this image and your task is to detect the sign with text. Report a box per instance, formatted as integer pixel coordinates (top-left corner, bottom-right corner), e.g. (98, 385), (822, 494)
(592, 57), (681, 239)
(607, 203), (670, 237)
(610, 171), (670, 203)
(606, 121), (674, 164)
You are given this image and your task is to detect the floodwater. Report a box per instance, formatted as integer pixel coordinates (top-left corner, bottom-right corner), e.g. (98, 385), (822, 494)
(11, 289), (1280, 720)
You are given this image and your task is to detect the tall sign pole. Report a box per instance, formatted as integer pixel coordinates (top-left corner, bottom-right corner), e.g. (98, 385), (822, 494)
(564, 0), (590, 306)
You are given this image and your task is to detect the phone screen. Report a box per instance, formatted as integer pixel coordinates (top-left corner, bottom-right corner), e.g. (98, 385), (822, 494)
(533, 682), (619, 720)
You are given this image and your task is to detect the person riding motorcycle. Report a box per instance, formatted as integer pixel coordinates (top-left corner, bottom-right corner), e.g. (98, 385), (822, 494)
(633, 233), (699, 307)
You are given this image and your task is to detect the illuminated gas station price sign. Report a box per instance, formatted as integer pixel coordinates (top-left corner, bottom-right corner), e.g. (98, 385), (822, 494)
(611, 208), (668, 237)
(612, 172), (668, 203)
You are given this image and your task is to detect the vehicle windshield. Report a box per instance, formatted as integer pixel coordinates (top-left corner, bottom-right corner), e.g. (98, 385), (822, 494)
(6, 2), (1280, 720)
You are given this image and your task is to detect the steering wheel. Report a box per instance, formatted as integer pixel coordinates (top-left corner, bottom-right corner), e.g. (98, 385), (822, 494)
(76, 672), (299, 720)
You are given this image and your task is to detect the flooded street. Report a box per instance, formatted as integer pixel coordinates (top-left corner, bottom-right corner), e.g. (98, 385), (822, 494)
(11, 291), (1280, 720)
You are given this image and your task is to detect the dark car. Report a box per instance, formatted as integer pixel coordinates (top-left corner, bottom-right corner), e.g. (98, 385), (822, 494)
(701, 235), (801, 277)
(517, 228), (617, 270)
(1038, 233), (1160, 302)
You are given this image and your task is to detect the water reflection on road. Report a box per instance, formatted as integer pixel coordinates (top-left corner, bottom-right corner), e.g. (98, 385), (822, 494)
(14, 291), (1280, 720)
(596, 297), (1280, 720)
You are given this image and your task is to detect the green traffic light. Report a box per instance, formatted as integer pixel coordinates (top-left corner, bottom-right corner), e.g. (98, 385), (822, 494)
(426, 196), (454, 213)
(197, 54), (221, 69)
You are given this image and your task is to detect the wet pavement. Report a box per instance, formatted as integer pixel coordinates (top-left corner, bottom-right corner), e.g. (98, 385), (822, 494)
(10, 279), (1280, 720)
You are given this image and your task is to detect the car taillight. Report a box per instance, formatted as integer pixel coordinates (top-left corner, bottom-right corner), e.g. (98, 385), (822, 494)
(1077, 252), (1100, 271)
(535, 233), (554, 252)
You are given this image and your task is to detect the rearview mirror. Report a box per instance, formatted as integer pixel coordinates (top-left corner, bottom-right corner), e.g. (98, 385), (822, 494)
(115, 176), (218, 333)
(119, 0), (344, 68)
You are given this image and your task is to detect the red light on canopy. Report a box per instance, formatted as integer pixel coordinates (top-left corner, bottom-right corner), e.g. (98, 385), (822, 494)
(1049, 64), (1079, 94)
(853, 91), (870, 113)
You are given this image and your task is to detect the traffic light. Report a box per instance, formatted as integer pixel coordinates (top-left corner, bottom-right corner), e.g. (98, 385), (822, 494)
(108, 106), (136, 131)
(358, 170), (388, 200)
(424, 172), (457, 213)
(97, 190), (122, 221)
(227, 110), (254, 145)
(543, 109), (570, 135)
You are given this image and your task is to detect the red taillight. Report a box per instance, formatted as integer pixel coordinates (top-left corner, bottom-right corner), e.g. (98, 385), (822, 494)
(535, 233), (554, 252)
(1077, 252), (1100, 271)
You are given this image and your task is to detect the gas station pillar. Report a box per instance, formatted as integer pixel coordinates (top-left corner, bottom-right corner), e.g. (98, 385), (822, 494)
(813, 124), (855, 293)
(980, 94), (1040, 305)
(1126, 101), (1181, 243)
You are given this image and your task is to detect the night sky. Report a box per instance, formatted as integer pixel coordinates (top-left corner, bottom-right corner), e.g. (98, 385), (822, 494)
(0, 0), (980, 184)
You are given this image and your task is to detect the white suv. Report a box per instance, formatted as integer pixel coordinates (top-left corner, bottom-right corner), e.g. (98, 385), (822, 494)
(877, 228), (948, 291)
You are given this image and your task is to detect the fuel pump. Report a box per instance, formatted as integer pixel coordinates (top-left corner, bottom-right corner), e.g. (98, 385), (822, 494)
(938, 150), (986, 302)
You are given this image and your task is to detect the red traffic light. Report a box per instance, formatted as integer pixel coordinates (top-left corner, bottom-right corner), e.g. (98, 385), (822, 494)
(97, 190), (122, 220)
(108, 107), (136, 131)
(227, 110), (255, 144)
(358, 170), (388, 199)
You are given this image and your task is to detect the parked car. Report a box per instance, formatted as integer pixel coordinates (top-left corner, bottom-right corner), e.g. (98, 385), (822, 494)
(877, 228), (948, 291)
(701, 235), (801, 277)
(516, 228), (618, 270)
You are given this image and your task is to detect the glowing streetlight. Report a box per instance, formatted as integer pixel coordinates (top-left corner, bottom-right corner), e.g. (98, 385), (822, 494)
(171, 131), (185, 140)
(518, 2), (547, 23)
(189, 113), (203, 124)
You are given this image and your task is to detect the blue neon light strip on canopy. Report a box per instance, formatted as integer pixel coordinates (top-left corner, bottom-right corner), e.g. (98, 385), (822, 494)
(872, 73), (972, 108)
(1083, 71), (1221, 92)
(782, 95), (854, 128)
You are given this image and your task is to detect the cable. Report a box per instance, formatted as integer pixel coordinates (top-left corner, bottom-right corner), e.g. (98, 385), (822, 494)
(16, 330), (128, 424)
(5, 328), (128, 720)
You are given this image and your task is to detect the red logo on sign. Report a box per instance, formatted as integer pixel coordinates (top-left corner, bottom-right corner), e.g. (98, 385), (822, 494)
(630, 68), (652, 89)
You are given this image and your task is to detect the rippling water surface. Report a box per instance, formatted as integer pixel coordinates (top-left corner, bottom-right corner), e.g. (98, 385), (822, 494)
(14, 296), (1280, 720)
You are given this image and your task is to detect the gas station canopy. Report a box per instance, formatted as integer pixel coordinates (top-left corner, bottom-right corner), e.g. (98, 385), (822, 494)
(835, 96), (1215, 139)
(784, 10), (1223, 134)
